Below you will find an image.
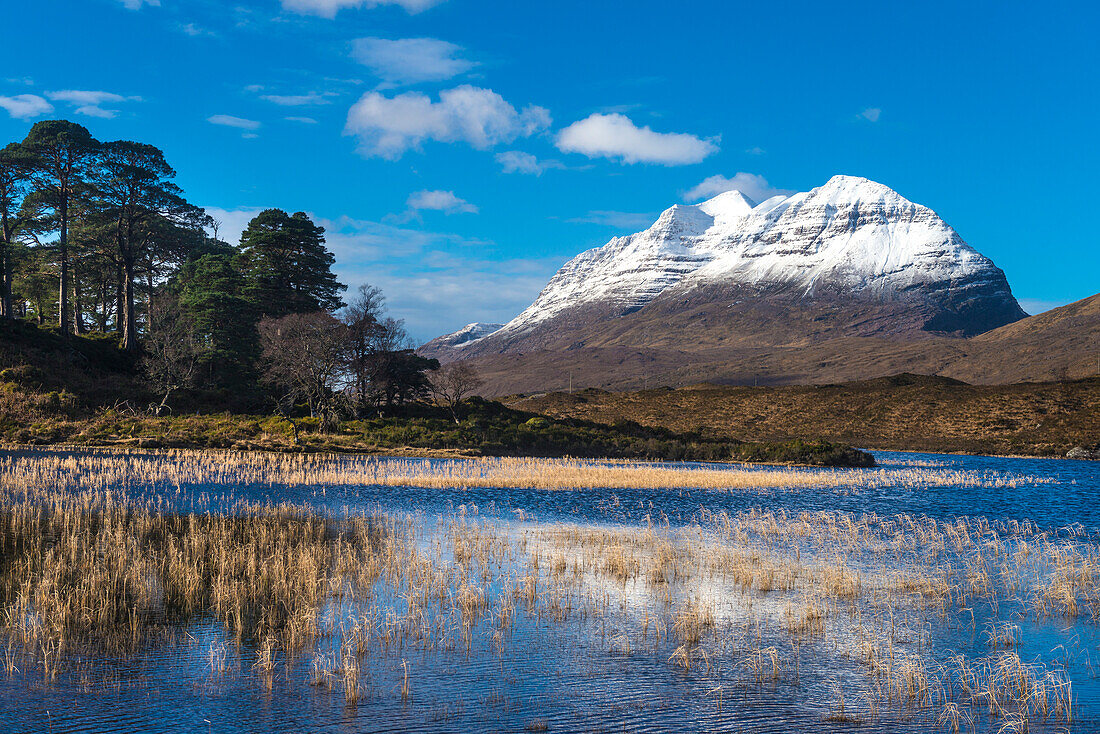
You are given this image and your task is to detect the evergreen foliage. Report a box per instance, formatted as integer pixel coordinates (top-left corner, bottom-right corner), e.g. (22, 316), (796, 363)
(236, 209), (346, 318)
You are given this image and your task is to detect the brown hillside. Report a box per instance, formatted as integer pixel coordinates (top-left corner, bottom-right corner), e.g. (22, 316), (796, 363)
(455, 292), (1100, 396)
(505, 375), (1100, 457)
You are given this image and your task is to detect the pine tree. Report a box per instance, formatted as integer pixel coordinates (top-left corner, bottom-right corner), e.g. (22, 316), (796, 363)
(236, 209), (345, 317)
(174, 251), (259, 389)
(18, 120), (99, 333)
(94, 140), (202, 351)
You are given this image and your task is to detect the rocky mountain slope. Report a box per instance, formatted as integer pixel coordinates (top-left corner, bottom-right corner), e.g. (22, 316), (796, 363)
(425, 175), (1025, 357)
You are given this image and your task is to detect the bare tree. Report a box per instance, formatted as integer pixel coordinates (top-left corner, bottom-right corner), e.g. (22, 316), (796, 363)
(141, 294), (199, 415)
(341, 284), (385, 415)
(429, 363), (484, 423)
(257, 311), (348, 433)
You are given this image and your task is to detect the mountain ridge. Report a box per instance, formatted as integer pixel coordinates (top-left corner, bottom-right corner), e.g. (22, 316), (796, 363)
(418, 176), (1096, 394)
(426, 175), (1025, 361)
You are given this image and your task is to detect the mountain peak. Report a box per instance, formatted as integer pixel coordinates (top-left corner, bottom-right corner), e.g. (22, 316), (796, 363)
(650, 203), (714, 237)
(697, 190), (757, 219)
(814, 174), (908, 206)
(420, 321), (503, 351)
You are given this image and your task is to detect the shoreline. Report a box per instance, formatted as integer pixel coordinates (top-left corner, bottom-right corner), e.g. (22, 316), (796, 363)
(1, 439), (1090, 468)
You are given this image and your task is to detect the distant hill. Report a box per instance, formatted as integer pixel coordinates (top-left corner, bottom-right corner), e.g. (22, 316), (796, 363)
(507, 374), (1100, 458)
(423, 290), (1098, 396)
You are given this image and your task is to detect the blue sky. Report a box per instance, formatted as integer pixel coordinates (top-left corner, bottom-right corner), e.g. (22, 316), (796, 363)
(1, 0), (1097, 341)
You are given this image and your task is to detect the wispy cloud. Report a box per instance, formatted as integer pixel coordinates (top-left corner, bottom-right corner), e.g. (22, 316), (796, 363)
(178, 22), (217, 37)
(344, 85), (550, 159)
(351, 37), (474, 86)
(46, 89), (140, 119)
(280, 0), (445, 18)
(260, 92), (332, 106)
(207, 114), (261, 130)
(202, 206), (267, 244)
(683, 173), (792, 204)
(116, 0), (159, 9)
(859, 107), (882, 122)
(0, 94), (53, 120)
(374, 260), (551, 343)
(566, 210), (659, 229)
(285, 116), (319, 124)
(406, 189), (478, 214)
(556, 113), (718, 165)
(496, 150), (565, 176)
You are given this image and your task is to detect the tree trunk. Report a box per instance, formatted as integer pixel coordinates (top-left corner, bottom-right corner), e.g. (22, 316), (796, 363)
(58, 199), (69, 333)
(73, 268), (86, 334)
(116, 260), (125, 336)
(0, 239), (9, 320)
(122, 259), (138, 352)
(145, 269), (154, 337)
(98, 275), (108, 332)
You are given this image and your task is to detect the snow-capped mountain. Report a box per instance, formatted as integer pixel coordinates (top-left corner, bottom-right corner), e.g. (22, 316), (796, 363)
(423, 175), (1026, 362)
(420, 322), (503, 353)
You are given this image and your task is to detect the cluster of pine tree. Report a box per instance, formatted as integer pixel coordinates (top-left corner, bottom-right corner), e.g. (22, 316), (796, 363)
(0, 119), (441, 419)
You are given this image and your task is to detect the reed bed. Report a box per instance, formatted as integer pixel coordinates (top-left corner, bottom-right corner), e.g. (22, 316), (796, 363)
(0, 448), (1055, 494)
(0, 449), (1088, 732)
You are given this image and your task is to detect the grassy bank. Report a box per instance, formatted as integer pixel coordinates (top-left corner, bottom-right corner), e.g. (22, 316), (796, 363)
(507, 374), (1100, 458)
(0, 322), (875, 466)
(0, 396), (874, 467)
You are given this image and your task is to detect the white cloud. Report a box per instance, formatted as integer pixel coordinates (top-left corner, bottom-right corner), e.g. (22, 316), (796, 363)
(46, 90), (139, 119)
(351, 37), (474, 86)
(0, 94), (53, 120)
(555, 113), (718, 165)
(745, 146), (765, 155)
(318, 213), (481, 261)
(286, 116), (319, 124)
(207, 114), (261, 130)
(260, 92), (331, 106)
(46, 90), (128, 106)
(281, 0), (444, 18)
(315, 215), (544, 341)
(344, 85), (551, 159)
(76, 106), (118, 119)
(860, 107), (882, 122)
(567, 210), (659, 229)
(682, 173), (792, 204)
(406, 189), (478, 214)
(496, 150), (565, 176)
(179, 22), (216, 37)
(117, 0), (159, 8)
(381, 262), (551, 343)
(202, 206), (267, 244)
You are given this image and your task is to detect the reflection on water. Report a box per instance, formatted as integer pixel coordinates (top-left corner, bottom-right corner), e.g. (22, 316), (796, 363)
(0, 448), (1098, 733)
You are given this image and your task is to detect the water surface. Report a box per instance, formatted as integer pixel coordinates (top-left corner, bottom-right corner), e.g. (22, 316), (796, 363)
(1, 448), (1097, 733)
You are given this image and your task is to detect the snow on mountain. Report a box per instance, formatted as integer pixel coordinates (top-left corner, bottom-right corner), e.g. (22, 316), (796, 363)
(420, 322), (503, 352)
(490, 175), (1023, 339)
